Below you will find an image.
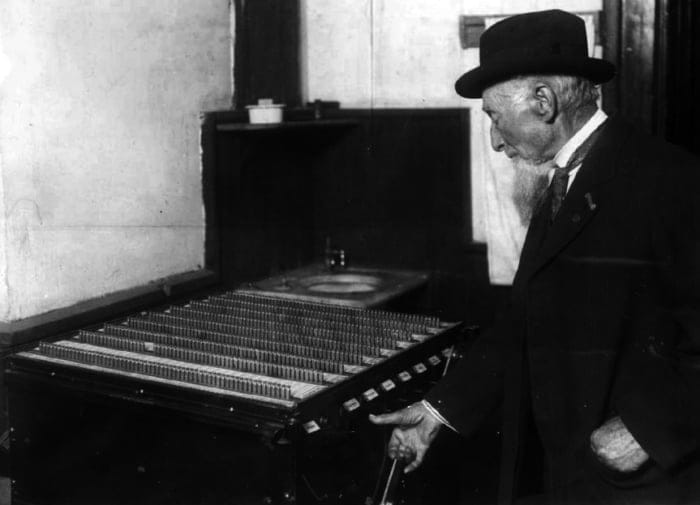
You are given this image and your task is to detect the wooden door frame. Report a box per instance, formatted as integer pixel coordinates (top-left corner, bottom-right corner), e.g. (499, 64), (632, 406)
(602, 0), (666, 136)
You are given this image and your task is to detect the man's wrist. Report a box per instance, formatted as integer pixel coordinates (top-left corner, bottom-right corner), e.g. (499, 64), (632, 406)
(421, 400), (457, 432)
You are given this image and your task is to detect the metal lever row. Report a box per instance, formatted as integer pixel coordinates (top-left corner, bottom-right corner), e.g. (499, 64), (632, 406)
(75, 332), (327, 384)
(35, 342), (293, 400)
(123, 319), (368, 366)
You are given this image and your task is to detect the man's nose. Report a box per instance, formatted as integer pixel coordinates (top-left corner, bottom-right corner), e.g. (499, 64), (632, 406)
(490, 124), (505, 152)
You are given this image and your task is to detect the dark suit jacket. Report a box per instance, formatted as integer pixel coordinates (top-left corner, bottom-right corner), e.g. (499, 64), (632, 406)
(426, 117), (700, 504)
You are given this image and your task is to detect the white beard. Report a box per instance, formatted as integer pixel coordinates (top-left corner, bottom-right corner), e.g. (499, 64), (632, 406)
(511, 157), (554, 226)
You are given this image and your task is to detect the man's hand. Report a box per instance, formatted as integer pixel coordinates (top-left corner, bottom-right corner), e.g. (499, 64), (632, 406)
(590, 416), (649, 472)
(369, 402), (442, 473)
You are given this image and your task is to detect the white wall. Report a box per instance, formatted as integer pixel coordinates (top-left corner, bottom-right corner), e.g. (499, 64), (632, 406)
(303, 0), (602, 107)
(0, 1), (232, 321)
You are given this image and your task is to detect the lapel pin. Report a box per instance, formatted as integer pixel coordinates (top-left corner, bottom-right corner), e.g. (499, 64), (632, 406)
(585, 192), (597, 211)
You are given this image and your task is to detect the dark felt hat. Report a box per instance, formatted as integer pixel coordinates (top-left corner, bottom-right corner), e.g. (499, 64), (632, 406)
(455, 9), (615, 98)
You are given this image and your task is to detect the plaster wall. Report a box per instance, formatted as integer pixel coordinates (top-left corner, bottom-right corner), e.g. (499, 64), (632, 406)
(303, 0), (602, 107)
(0, 1), (232, 321)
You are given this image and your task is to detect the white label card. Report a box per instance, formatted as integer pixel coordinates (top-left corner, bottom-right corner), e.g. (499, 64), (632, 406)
(303, 421), (320, 433)
(363, 388), (379, 401)
(343, 398), (361, 412)
(398, 371), (412, 382)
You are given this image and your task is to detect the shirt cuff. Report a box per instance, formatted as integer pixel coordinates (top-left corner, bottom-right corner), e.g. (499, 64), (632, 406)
(421, 400), (457, 432)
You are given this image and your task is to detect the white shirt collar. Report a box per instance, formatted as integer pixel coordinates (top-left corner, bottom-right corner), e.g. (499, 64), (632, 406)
(553, 108), (608, 169)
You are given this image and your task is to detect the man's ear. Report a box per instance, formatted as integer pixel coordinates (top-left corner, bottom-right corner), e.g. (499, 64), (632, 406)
(532, 83), (557, 123)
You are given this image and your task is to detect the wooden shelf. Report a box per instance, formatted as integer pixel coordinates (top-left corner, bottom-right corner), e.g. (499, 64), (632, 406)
(216, 119), (359, 132)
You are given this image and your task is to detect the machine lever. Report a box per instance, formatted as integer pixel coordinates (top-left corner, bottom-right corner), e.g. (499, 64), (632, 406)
(378, 458), (406, 505)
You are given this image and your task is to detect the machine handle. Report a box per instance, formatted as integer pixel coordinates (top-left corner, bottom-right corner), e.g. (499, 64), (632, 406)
(378, 458), (406, 505)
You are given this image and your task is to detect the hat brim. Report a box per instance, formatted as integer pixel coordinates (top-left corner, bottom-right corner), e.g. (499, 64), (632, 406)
(455, 56), (616, 98)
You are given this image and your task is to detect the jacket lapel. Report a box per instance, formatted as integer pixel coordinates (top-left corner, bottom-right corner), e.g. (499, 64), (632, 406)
(518, 118), (630, 281)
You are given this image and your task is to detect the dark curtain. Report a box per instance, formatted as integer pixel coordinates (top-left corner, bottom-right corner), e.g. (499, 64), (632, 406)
(664, 0), (700, 155)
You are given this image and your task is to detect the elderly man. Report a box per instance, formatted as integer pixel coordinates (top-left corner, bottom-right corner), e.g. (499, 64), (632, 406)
(370, 9), (700, 505)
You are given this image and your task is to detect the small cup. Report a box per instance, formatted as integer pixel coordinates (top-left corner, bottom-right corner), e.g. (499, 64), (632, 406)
(246, 98), (284, 124)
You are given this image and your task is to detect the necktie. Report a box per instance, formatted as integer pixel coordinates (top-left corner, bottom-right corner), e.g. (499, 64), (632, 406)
(550, 167), (569, 219)
(549, 121), (605, 221)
